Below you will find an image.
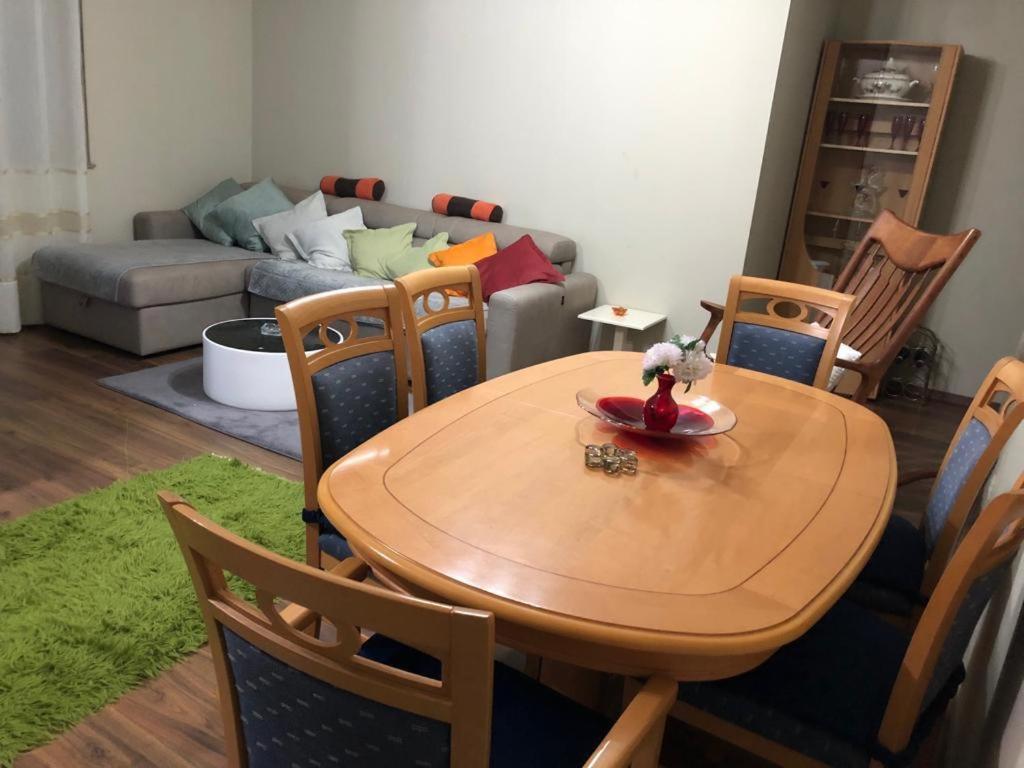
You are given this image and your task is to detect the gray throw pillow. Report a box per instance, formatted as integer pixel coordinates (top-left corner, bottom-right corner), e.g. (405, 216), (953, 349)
(209, 178), (293, 252)
(182, 178), (244, 245)
(252, 191), (327, 260)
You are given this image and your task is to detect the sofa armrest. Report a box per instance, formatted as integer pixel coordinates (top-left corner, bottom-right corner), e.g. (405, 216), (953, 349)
(133, 210), (201, 240)
(486, 272), (598, 378)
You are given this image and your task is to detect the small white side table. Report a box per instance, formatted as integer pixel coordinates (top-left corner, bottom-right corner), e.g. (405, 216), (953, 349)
(577, 304), (668, 351)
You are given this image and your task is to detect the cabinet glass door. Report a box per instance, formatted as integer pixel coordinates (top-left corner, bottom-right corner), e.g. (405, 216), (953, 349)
(802, 43), (943, 285)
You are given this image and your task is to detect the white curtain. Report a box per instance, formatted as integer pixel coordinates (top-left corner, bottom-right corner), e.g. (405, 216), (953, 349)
(0, 0), (89, 333)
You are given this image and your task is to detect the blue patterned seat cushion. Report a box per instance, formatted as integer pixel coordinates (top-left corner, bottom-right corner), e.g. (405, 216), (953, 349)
(421, 320), (479, 405)
(311, 350), (399, 468)
(360, 634), (611, 767)
(725, 322), (826, 386)
(677, 599), (956, 768)
(923, 418), (991, 553)
(848, 418), (992, 616)
(224, 629), (610, 767)
(318, 532), (354, 561)
(847, 514), (926, 616)
(308, 351), (399, 559)
(301, 508), (354, 561)
(224, 628), (452, 767)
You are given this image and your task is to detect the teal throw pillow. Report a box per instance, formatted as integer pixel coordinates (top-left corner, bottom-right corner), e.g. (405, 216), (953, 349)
(209, 178), (293, 252)
(182, 178), (243, 245)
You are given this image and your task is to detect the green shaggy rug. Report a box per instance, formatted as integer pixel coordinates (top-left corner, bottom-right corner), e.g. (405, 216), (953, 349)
(0, 455), (303, 766)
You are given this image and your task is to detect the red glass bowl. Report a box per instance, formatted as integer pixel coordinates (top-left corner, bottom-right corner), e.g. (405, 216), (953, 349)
(576, 389), (737, 439)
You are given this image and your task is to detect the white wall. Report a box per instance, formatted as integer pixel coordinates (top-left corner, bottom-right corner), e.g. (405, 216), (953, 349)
(252, 0), (793, 346)
(82, 0), (253, 243)
(743, 0), (838, 278)
(837, 0), (1024, 397)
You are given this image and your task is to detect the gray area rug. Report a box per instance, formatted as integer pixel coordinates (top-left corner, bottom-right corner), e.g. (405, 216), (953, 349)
(99, 358), (301, 460)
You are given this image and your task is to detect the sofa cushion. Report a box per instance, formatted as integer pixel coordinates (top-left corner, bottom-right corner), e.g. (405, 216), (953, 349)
(210, 178), (293, 252)
(429, 231), (497, 267)
(33, 239), (264, 308)
(248, 259), (478, 324)
(286, 207), (366, 271)
(475, 234), (566, 301)
(252, 190), (327, 260)
(276, 185), (578, 273)
(385, 232), (449, 279)
(248, 259), (392, 305)
(182, 178), (243, 246)
(346, 222), (417, 277)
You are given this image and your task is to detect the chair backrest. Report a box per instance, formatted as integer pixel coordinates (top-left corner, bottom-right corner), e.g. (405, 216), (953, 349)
(394, 265), (487, 411)
(876, 478), (1024, 759)
(920, 357), (1024, 594)
(831, 209), (980, 371)
(716, 275), (854, 389)
(275, 286), (409, 516)
(159, 492), (495, 768)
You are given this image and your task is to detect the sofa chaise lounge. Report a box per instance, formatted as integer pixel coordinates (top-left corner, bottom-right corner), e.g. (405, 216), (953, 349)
(33, 184), (598, 377)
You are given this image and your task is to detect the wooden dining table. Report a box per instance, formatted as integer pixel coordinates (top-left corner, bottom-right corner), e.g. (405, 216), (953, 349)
(319, 352), (896, 681)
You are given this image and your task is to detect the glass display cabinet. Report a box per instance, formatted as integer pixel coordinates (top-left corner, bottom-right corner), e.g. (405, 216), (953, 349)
(779, 41), (962, 287)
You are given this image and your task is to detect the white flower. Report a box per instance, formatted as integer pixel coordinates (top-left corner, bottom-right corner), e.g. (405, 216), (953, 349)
(673, 348), (713, 383)
(642, 342), (683, 372)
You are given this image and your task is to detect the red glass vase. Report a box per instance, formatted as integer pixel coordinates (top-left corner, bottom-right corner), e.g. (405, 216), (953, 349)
(643, 373), (679, 432)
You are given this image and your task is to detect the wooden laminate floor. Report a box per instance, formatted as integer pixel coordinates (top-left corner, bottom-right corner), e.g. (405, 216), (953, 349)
(1, 327), (966, 767)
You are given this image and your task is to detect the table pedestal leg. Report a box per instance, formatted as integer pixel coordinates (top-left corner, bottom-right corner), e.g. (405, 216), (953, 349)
(612, 326), (628, 351)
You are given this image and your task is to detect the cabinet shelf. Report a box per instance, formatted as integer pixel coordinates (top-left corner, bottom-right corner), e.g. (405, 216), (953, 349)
(829, 96), (931, 108)
(806, 210), (875, 225)
(782, 40), (962, 286)
(807, 235), (861, 251)
(820, 142), (918, 157)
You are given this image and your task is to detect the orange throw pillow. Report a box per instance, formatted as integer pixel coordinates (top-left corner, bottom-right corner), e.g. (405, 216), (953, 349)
(428, 232), (498, 267)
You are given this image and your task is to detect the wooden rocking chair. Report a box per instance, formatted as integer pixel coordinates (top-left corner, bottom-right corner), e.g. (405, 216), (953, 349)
(700, 210), (980, 402)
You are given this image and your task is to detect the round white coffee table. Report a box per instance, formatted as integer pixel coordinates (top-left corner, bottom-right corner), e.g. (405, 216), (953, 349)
(202, 318), (340, 411)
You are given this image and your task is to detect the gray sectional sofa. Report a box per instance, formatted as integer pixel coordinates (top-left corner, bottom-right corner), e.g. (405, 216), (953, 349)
(34, 184), (598, 378)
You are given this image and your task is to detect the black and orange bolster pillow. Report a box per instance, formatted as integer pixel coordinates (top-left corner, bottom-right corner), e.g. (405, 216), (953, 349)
(431, 194), (503, 223)
(320, 175), (385, 201)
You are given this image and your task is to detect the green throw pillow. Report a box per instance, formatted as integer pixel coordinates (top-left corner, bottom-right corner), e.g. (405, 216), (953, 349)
(385, 232), (449, 279)
(209, 178), (293, 252)
(346, 222), (417, 279)
(182, 178), (243, 245)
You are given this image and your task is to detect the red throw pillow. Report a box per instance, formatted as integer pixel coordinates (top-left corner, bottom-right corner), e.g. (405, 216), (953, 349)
(475, 235), (565, 301)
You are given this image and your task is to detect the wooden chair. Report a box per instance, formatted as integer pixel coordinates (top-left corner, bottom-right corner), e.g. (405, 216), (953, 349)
(159, 492), (678, 768)
(712, 275), (854, 389)
(700, 210), (980, 402)
(275, 286), (408, 569)
(849, 356), (1024, 617)
(394, 265), (486, 411)
(663, 477), (1024, 768)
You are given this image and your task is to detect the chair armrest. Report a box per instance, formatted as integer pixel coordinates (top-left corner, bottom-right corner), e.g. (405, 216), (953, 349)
(832, 357), (876, 404)
(486, 272), (598, 378)
(698, 300), (725, 344)
(583, 675), (678, 768)
(898, 467), (939, 487)
(133, 209), (201, 240)
(279, 558), (370, 630)
(834, 357), (870, 374)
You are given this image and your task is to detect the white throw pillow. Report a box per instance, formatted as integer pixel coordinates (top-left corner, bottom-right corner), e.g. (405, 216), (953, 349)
(828, 342), (862, 391)
(286, 207), (366, 271)
(252, 191), (327, 260)
(807, 322), (861, 391)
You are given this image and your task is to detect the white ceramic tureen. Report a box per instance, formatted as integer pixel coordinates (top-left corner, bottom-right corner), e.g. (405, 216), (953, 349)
(853, 57), (920, 100)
